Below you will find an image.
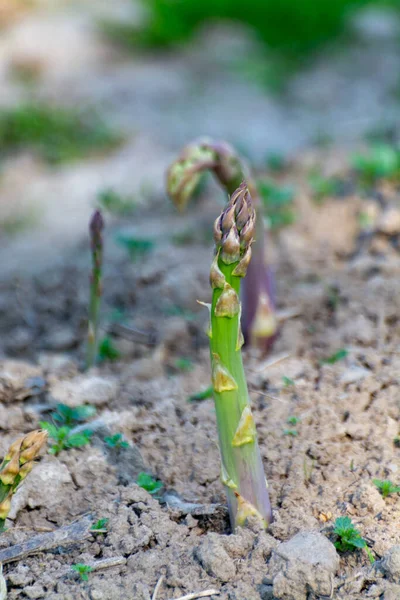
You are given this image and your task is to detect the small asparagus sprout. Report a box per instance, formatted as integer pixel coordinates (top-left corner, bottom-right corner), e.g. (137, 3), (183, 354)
(167, 138), (277, 352)
(0, 430), (48, 530)
(86, 209), (104, 369)
(207, 182), (272, 530)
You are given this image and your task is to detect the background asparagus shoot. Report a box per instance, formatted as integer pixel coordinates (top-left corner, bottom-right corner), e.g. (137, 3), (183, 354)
(86, 209), (104, 369)
(167, 137), (277, 352)
(0, 430), (48, 531)
(208, 182), (272, 530)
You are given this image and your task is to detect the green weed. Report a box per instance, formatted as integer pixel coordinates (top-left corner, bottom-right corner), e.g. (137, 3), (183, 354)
(98, 336), (121, 362)
(71, 564), (93, 582)
(352, 145), (400, 184)
(308, 171), (341, 204)
(136, 472), (163, 496)
(258, 178), (296, 230)
(115, 233), (154, 261)
(372, 479), (400, 498)
(188, 385), (214, 402)
(333, 516), (374, 563)
(97, 188), (136, 216)
(90, 518), (109, 533)
(40, 423), (93, 456)
(0, 103), (120, 164)
(104, 433), (129, 449)
(320, 348), (348, 365)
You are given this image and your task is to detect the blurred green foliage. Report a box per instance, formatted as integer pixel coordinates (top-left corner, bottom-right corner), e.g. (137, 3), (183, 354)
(133, 0), (376, 57)
(0, 104), (120, 164)
(352, 144), (400, 184)
(258, 178), (296, 229)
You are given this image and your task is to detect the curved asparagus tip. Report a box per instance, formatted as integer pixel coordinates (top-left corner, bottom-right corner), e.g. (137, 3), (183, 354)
(167, 138), (278, 353)
(208, 182), (272, 531)
(167, 137), (247, 211)
(0, 430), (48, 529)
(86, 209), (104, 370)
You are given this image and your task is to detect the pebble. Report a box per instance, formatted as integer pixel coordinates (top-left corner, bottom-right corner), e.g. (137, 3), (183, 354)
(194, 532), (236, 582)
(269, 531), (339, 600)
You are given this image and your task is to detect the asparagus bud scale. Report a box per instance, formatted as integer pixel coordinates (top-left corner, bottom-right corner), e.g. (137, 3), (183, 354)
(0, 430), (47, 530)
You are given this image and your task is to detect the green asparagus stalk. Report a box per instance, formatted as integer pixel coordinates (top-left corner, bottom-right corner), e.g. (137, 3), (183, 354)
(0, 430), (48, 531)
(86, 209), (104, 370)
(167, 137), (277, 352)
(208, 182), (272, 530)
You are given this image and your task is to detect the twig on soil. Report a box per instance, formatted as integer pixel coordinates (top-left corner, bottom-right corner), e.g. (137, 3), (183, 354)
(89, 556), (126, 572)
(0, 514), (92, 564)
(170, 590), (220, 600)
(110, 323), (158, 346)
(253, 352), (290, 373)
(152, 575), (164, 600)
(276, 308), (303, 322)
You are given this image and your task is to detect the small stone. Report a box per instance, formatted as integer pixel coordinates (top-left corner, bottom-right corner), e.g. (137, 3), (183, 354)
(9, 459), (72, 518)
(0, 360), (43, 402)
(51, 375), (117, 407)
(382, 546), (400, 583)
(24, 584), (46, 599)
(259, 583), (274, 600)
(350, 483), (385, 515)
(43, 327), (77, 351)
(194, 532), (236, 582)
(383, 583), (400, 600)
(7, 565), (34, 587)
(269, 531), (339, 600)
(129, 357), (164, 381)
(377, 207), (400, 235)
(343, 314), (375, 345)
(5, 327), (33, 353)
(340, 366), (370, 384)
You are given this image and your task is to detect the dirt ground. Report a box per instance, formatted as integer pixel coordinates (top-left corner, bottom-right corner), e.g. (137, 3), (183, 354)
(1, 147), (400, 599)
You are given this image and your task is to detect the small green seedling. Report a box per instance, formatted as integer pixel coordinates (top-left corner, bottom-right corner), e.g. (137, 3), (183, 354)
(373, 479), (400, 498)
(258, 178), (296, 230)
(394, 436), (400, 448)
(320, 348), (348, 365)
(287, 416), (300, 426)
(282, 376), (295, 387)
(188, 386), (214, 402)
(115, 233), (154, 261)
(91, 518), (109, 534)
(266, 152), (286, 172)
(333, 516), (374, 563)
(283, 428), (298, 437)
(71, 564), (93, 582)
(97, 188), (136, 216)
(174, 357), (194, 372)
(40, 422), (93, 456)
(308, 171), (340, 204)
(352, 145), (400, 184)
(53, 404), (96, 427)
(137, 472), (163, 496)
(98, 336), (121, 362)
(104, 433), (129, 449)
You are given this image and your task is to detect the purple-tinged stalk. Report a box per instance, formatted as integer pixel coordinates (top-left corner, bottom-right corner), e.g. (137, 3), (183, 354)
(0, 430), (48, 531)
(207, 182), (272, 530)
(167, 137), (277, 352)
(86, 209), (104, 370)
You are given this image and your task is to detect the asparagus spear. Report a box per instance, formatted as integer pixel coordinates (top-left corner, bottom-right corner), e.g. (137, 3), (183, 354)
(167, 137), (277, 352)
(208, 182), (272, 530)
(0, 430), (48, 531)
(86, 209), (104, 370)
